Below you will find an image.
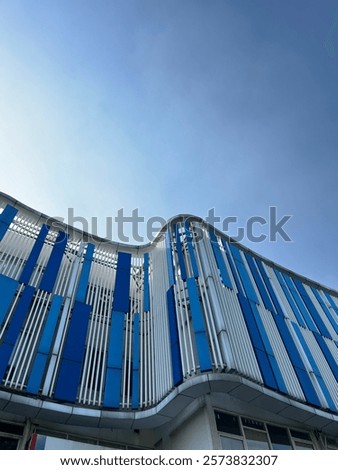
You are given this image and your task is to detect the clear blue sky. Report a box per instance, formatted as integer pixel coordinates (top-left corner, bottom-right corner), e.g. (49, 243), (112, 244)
(1, 1), (338, 289)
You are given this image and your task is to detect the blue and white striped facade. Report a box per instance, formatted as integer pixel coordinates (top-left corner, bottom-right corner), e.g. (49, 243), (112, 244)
(0, 192), (337, 450)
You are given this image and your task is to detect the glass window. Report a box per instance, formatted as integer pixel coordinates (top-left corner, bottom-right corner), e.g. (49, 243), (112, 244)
(220, 436), (244, 450)
(0, 436), (18, 450)
(290, 429), (311, 441)
(294, 441), (314, 450)
(0, 422), (23, 435)
(244, 429), (270, 450)
(267, 425), (292, 450)
(215, 411), (241, 436)
(242, 418), (265, 430)
(326, 438), (338, 450)
(214, 410), (318, 451)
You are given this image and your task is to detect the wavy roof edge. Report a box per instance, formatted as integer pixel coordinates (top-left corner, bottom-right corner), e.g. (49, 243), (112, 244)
(1, 190), (337, 297)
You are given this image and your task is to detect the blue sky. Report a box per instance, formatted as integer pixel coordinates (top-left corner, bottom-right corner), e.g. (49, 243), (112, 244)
(1, 0), (338, 289)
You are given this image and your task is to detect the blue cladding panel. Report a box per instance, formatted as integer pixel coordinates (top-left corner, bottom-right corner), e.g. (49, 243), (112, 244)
(237, 290), (287, 393)
(143, 254), (150, 312)
(26, 353), (47, 394)
(112, 252), (131, 312)
(272, 314), (322, 407)
(54, 360), (83, 402)
(313, 331), (338, 381)
(245, 254), (274, 312)
(0, 274), (19, 326)
(292, 322), (336, 411)
(104, 369), (121, 408)
(39, 295), (63, 353)
(273, 314), (306, 369)
(0, 205), (18, 223)
(229, 244), (259, 304)
(249, 301), (273, 355)
(274, 270), (306, 328)
(175, 224), (187, 281)
(39, 231), (68, 293)
(0, 285), (35, 380)
(104, 310), (125, 407)
(0, 344), (13, 380)
(228, 243), (243, 262)
(282, 274), (317, 331)
(295, 368), (322, 407)
(209, 231), (232, 288)
(4, 285), (35, 344)
(132, 313), (140, 409)
(76, 243), (95, 303)
(237, 293), (264, 351)
(323, 291), (338, 315)
(118, 251), (131, 269)
(237, 293), (277, 389)
(62, 302), (91, 362)
(316, 375), (337, 411)
(311, 288), (338, 334)
(19, 224), (49, 284)
(184, 222), (199, 278)
(237, 262), (260, 304)
(106, 311), (125, 368)
(222, 241), (244, 296)
(166, 287), (183, 386)
(54, 301), (91, 402)
(26, 295), (63, 394)
(249, 300), (287, 393)
(254, 260), (284, 316)
(187, 277), (212, 372)
(254, 349), (278, 389)
(293, 280), (332, 339)
(165, 230), (175, 286)
(0, 205), (18, 241)
(292, 324), (321, 375)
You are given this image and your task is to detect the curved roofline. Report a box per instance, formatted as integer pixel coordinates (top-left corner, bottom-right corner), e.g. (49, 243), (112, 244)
(0, 373), (337, 435)
(1, 190), (337, 296)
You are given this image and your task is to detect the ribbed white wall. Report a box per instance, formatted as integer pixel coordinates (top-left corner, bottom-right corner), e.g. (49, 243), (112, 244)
(150, 237), (173, 401)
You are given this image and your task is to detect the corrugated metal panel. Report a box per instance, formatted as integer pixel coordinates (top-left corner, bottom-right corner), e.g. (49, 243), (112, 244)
(313, 288), (338, 335)
(199, 230), (262, 381)
(256, 304), (304, 400)
(78, 248), (115, 406)
(150, 238), (172, 402)
(192, 231), (224, 369)
(294, 280), (332, 339)
(300, 328), (338, 409)
(186, 277), (212, 372)
(267, 267), (300, 324)
(304, 284), (337, 340)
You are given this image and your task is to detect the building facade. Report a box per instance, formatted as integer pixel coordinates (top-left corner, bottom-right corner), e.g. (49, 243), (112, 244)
(0, 192), (337, 450)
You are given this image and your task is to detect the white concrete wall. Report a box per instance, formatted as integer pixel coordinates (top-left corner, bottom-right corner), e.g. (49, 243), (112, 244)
(169, 406), (213, 450)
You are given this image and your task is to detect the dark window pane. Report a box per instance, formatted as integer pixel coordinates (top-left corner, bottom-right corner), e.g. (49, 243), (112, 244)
(0, 422), (24, 435)
(215, 411), (241, 436)
(267, 425), (292, 450)
(242, 418), (265, 430)
(0, 436), (18, 450)
(290, 430), (310, 441)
